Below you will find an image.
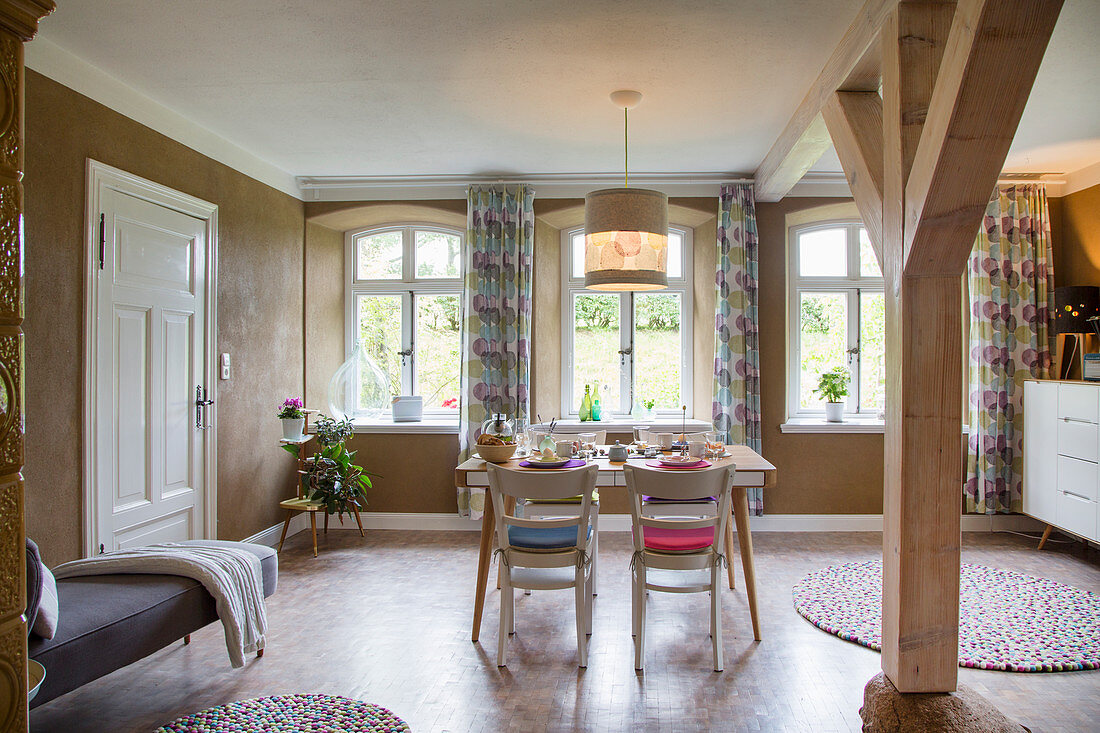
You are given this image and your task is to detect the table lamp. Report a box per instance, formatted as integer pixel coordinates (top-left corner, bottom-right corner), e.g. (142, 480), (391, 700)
(1054, 285), (1100, 380)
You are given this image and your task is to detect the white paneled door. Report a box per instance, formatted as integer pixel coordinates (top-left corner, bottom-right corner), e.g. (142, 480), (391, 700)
(89, 171), (216, 554)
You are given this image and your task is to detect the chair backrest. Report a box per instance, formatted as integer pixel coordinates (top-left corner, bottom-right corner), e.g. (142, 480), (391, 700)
(622, 464), (734, 556)
(487, 463), (599, 552)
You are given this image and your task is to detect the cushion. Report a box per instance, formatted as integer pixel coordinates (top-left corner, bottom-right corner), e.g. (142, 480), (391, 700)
(524, 492), (599, 504)
(642, 495), (716, 503)
(508, 524), (592, 550)
(32, 563), (59, 639)
(642, 525), (715, 552)
(25, 539), (42, 635)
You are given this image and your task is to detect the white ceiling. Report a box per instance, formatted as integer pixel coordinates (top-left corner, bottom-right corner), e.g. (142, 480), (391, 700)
(29, 0), (1100, 187)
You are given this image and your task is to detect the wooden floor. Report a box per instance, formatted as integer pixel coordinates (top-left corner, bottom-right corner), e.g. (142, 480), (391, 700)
(30, 528), (1100, 732)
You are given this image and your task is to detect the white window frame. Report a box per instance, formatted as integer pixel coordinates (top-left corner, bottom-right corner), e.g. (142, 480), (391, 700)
(344, 223), (463, 419)
(787, 220), (883, 419)
(560, 225), (694, 418)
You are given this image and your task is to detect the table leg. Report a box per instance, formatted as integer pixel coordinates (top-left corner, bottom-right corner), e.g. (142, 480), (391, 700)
(309, 512), (318, 558)
(1037, 524), (1052, 550)
(352, 506), (365, 537)
(732, 487), (761, 640)
(723, 519), (737, 589)
(472, 495), (497, 642)
(277, 509), (294, 553)
(324, 511), (329, 534)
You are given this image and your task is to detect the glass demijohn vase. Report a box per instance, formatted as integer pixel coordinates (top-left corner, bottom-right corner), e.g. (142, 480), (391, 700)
(580, 385), (592, 422)
(328, 339), (390, 420)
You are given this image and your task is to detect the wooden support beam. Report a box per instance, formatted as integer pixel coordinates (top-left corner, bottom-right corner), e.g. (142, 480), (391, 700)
(903, 0), (1064, 276)
(877, 0), (1060, 694)
(822, 91), (885, 257)
(754, 0), (895, 201)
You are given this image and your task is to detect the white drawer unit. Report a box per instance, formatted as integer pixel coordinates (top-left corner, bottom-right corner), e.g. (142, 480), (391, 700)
(1056, 455), (1098, 502)
(1055, 490), (1098, 540)
(1057, 383), (1100, 423)
(1024, 380), (1100, 544)
(1056, 419), (1099, 463)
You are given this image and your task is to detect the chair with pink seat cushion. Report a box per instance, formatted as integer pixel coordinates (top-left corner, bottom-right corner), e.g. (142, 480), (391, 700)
(623, 463), (734, 672)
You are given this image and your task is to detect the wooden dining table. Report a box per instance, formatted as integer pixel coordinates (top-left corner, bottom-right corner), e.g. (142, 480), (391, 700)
(455, 445), (777, 644)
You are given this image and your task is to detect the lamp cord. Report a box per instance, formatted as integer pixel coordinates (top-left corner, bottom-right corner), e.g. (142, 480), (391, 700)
(624, 107), (629, 188)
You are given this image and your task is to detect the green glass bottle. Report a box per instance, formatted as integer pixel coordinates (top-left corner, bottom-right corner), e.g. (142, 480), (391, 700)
(591, 383), (602, 421)
(580, 384), (592, 421)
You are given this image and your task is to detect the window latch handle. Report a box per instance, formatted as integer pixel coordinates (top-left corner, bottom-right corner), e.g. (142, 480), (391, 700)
(398, 348), (413, 366)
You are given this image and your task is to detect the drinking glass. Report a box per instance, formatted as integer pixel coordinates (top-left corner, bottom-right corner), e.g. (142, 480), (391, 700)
(704, 431), (724, 458)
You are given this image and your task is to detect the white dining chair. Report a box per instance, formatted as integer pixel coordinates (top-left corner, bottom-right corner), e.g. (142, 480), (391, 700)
(623, 463), (734, 672)
(487, 463), (598, 668)
(522, 432), (605, 595)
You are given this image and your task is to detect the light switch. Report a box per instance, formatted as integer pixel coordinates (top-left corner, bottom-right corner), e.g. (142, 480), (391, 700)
(220, 352), (231, 380)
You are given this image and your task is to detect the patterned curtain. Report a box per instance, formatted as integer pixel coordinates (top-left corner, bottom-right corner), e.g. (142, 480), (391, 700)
(965, 184), (1055, 514)
(712, 183), (763, 515)
(456, 186), (534, 519)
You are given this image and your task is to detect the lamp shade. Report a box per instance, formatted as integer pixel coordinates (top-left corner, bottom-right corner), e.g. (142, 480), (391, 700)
(1054, 286), (1100, 334)
(583, 188), (668, 290)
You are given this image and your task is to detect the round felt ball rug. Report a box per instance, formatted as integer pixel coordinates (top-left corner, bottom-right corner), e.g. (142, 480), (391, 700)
(153, 694), (411, 733)
(792, 561), (1100, 672)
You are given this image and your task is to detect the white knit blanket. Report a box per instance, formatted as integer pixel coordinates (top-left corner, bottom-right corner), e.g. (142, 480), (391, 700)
(53, 543), (267, 668)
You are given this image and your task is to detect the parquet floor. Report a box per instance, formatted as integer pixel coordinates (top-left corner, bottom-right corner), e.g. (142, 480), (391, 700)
(30, 529), (1100, 732)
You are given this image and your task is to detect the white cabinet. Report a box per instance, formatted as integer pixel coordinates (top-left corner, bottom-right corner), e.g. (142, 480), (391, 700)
(1023, 380), (1100, 542)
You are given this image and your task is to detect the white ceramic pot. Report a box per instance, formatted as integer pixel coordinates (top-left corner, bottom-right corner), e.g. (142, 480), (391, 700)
(281, 417), (305, 440)
(824, 402), (844, 423)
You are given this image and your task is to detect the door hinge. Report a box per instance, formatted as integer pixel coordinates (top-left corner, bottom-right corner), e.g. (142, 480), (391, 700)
(98, 213), (105, 270)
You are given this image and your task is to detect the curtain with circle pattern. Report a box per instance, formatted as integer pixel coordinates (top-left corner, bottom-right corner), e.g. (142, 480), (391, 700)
(965, 184), (1055, 514)
(456, 186), (534, 519)
(712, 183), (763, 515)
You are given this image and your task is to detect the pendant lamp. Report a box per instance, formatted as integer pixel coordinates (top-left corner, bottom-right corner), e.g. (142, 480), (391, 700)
(584, 90), (669, 291)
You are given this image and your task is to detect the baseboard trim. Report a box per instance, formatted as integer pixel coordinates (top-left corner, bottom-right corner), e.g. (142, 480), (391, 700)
(243, 514), (310, 547)
(295, 511), (1048, 534)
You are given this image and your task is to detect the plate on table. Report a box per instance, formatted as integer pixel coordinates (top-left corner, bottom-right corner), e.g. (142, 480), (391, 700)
(647, 458), (711, 469)
(520, 456), (571, 468)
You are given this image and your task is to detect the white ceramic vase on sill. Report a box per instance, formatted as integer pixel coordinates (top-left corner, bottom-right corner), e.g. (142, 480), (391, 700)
(824, 402), (844, 423)
(281, 416), (305, 440)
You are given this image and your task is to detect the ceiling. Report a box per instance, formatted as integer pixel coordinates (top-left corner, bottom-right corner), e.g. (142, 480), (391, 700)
(29, 0), (1100, 188)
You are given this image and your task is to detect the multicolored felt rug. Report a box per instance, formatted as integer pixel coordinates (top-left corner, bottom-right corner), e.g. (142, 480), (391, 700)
(153, 694), (411, 732)
(792, 561), (1100, 672)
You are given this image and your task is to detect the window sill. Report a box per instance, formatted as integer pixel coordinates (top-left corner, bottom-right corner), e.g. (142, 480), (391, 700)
(531, 418), (712, 434)
(351, 417), (459, 434)
(779, 418), (972, 435)
(780, 417), (885, 434)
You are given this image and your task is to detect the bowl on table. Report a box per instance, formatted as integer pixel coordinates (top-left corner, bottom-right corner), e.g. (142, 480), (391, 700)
(474, 443), (518, 463)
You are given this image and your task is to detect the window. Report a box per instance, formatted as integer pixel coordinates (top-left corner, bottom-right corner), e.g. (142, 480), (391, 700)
(561, 226), (693, 417)
(788, 222), (884, 418)
(346, 225), (463, 418)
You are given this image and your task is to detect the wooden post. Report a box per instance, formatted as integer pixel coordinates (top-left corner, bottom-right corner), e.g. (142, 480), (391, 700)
(879, 0), (1062, 692)
(819, 0), (1062, 693)
(0, 2), (56, 729)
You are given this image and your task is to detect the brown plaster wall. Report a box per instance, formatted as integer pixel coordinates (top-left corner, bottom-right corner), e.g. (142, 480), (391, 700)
(24, 71), (305, 564)
(1053, 183), (1100, 287)
(305, 222), (344, 411)
(756, 197), (884, 514)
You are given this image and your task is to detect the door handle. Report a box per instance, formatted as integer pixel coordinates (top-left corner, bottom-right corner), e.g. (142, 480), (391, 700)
(195, 385), (214, 429)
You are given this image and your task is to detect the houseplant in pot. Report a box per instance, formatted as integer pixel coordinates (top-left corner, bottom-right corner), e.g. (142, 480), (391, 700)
(283, 414), (375, 520)
(814, 368), (850, 423)
(278, 397), (305, 440)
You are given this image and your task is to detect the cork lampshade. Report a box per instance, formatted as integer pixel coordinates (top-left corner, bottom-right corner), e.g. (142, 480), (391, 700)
(583, 188), (669, 291)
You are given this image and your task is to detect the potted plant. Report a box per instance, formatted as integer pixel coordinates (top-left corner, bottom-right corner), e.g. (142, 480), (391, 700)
(814, 368), (850, 423)
(278, 397), (305, 440)
(284, 415), (375, 521)
(642, 398), (657, 421)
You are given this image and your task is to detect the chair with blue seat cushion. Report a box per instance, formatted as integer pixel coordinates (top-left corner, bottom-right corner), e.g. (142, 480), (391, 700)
(487, 462), (598, 668)
(523, 431), (605, 593)
(623, 462), (734, 672)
